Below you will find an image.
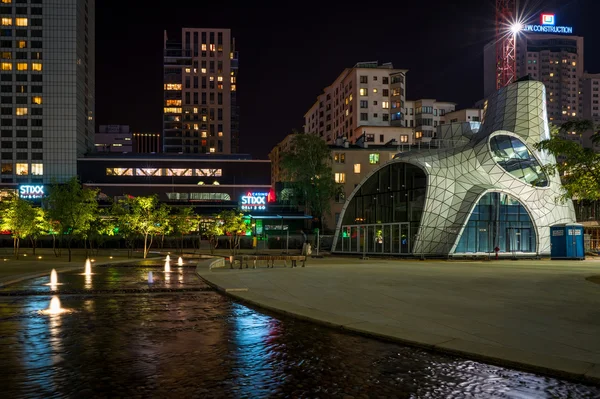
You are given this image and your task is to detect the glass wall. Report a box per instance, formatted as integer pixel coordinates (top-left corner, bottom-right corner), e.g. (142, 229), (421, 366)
(335, 162), (426, 254)
(489, 135), (548, 187)
(454, 192), (537, 254)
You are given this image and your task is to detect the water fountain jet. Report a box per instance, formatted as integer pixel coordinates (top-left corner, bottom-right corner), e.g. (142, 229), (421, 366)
(148, 271), (154, 283)
(178, 257), (183, 266)
(38, 295), (68, 316)
(44, 268), (62, 289)
(165, 254), (170, 262)
(164, 259), (171, 273)
(84, 258), (92, 276)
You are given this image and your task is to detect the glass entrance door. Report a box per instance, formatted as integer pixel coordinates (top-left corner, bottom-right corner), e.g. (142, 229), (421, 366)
(400, 223), (410, 254)
(506, 228), (532, 252)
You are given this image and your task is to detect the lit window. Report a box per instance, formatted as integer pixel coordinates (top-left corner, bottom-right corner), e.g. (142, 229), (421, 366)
(335, 173), (346, 183)
(202, 115), (207, 122)
(373, 88), (378, 93)
(1, 62), (11, 71)
(201, 68), (207, 73)
(16, 163), (28, 175)
(400, 135), (408, 143)
(163, 83), (182, 90)
(345, 97), (348, 105)
(217, 76), (223, 82)
(359, 88), (367, 96)
(112, 143), (122, 147)
(209, 44), (216, 51)
(15, 18), (27, 26)
(193, 123), (199, 130)
(18, 41), (26, 49)
(163, 107), (182, 114)
(218, 132), (223, 137)
(201, 131), (207, 138)
(549, 73), (554, 77)
(230, 52), (234, 59)
(1, 52), (10, 59)
(1, 18), (12, 26)
(213, 180), (220, 185)
(354, 164), (361, 174)
(349, 94), (353, 101)
(32, 96), (42, 104)
(369, 154), (380, 164)
(345, 109), (349, 116)
(230, 76), (236, 83)
(166, 99), (181, 106)
(209, 147), (215, 153)
(572, 61), (577, 66)
(572, 112), (577, 116)
(193, 107), (198, 113)
(382, 101), (389, 109)
(1, 0), (12, 4)
(201, 44), (207, 51)
(185, 68), (191, 73)
(231, 84), (236, 91)
(16, 62), (27, 71)
(16, 107), (27, 116)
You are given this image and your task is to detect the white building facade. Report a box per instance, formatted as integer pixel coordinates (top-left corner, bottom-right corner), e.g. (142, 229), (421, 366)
(332, 79), (576, 257)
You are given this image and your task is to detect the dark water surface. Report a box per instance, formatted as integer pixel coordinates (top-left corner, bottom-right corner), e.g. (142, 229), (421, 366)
(0, 264), (599, 398)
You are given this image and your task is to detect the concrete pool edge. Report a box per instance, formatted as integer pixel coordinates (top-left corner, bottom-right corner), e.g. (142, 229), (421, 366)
(195, 262), (600, 387)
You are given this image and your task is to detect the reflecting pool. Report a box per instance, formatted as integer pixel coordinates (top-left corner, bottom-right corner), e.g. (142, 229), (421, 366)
(0, 264), (598, 398)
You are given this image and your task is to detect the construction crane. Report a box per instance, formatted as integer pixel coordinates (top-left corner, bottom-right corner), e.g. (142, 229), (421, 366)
(495, 0), (518, 90)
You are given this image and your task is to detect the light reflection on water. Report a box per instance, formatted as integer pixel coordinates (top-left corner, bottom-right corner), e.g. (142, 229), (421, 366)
(0, 267), (598, 398)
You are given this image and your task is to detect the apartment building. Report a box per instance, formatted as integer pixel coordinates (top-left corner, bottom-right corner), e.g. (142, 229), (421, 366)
(579, 73), (600, 149)
(304, 61), (408, 144)
(484, 33), (584, 125)
(403, 99), (457, 140)
(163, 28), (239, 155)
(0, 0), (95, 184)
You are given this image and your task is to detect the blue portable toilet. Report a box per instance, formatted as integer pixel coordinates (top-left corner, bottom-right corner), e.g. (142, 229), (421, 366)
(550, 223), (585, 260)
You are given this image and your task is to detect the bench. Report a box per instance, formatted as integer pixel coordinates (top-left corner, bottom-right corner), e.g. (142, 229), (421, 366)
(230, 255), (306, 269)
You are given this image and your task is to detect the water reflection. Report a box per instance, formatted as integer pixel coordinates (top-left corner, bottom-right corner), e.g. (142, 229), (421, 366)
(0, 269), (599, 398)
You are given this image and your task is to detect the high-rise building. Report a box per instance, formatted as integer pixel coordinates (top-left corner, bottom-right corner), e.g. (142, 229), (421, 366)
(304, 61), (408, 144)
(0, 0), (95, 184)
(484, 33), (583, 124)
(163, 28), (238, 155)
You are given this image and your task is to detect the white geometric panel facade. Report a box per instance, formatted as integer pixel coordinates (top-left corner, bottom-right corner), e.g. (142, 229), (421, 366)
(332, 79), (576, 256)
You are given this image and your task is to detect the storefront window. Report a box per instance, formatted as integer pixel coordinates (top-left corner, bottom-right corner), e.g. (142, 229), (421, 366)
(489, 135), (548, 187)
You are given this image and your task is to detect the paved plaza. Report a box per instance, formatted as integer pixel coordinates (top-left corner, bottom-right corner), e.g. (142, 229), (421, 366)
(197, 255), (600, 385)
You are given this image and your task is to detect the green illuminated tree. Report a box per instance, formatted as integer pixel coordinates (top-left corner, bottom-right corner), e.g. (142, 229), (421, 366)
(199, 216), (223, 255)
(44, 177), (99, 262)
(535, 120), (600, 201)
(113, 194), (171, 258)
(280, 131), (338, 230)
(0, 193), (39, 259)
(218, 209), (247, 256)
(170, 206), (198, 254)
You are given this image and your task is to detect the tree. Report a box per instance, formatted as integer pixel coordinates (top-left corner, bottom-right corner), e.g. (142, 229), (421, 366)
(280, 131), (339, 229)
(29, 207), (49, 256)
(219, 210), (247, 255)
(44, 177), (99, 262)
(0, 193), (39, 259)
(535, 120), (600, 202)
(84, 208), (117, 256)
(199, 216), (223, 255)
(170, 206), (198, 254)
(113, 195), (170, 259)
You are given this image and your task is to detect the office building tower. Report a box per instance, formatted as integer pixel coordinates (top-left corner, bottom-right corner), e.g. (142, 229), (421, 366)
(163, 28), (238, 155)
(0, 0), (95, 184)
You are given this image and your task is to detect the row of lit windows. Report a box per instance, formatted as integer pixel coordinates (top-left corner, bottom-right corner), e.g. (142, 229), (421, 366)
(105, 168), (223, 177)
(334, 153), (381, 165)
(0, 162), (43, 175)
(1, 18), (28, 27)
(1, 61), (42, 71)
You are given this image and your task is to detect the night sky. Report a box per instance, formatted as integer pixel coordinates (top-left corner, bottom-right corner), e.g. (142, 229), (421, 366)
(96, 0), (598, 159)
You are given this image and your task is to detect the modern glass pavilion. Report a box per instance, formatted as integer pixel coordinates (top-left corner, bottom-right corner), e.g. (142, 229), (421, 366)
(332, 79), (576, 257)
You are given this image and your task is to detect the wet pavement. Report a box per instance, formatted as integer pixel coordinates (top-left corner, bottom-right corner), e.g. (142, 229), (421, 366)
(0, 262), (599, 398)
